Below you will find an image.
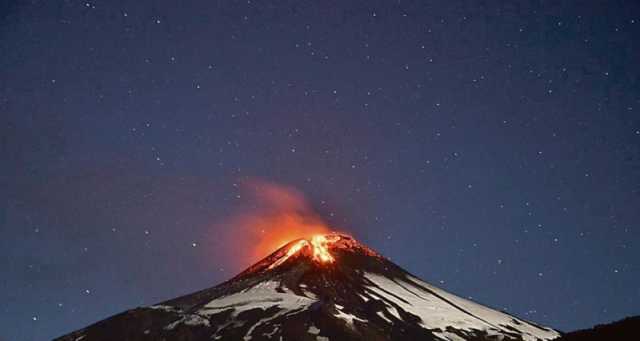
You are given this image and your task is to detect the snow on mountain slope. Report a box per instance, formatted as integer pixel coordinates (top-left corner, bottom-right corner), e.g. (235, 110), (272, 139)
(363, 273), (559, 341)
(54, 233), (560, 341)
(200, 280), (317, 318)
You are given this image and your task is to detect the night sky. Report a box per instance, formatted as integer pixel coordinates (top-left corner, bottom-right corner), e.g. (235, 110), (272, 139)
(2, 1), (640, 340)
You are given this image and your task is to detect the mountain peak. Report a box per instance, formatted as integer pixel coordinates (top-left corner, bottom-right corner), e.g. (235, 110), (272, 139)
(271, 233), (349, 265)
(56, 234), (561, 341)
(234, 232), (381, 280)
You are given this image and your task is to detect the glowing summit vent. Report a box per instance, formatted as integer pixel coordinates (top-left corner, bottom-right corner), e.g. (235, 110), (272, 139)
(266, 233), (344, 269)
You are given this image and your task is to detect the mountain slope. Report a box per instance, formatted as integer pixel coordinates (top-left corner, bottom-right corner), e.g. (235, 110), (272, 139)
(55, 233), (560, 341)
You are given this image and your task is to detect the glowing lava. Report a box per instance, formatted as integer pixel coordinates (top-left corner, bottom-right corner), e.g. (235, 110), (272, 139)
(309, 234), (340, 263)
(267, 234), (342, 269)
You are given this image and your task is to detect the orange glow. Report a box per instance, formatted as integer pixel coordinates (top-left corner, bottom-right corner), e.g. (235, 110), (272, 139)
(251, 213), (331, 263)
(309, 234), (338, 263)
(268, 239), (309, 269)
(268, 233), (341, 269)
(216, 179), (334, 269)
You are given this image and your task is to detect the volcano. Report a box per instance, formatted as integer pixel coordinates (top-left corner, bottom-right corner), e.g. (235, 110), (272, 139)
(55, 233), (560, 341)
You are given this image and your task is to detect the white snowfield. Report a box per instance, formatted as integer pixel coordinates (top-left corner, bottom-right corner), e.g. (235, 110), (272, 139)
(200, 281), (317, 317)
(166, 281), (318, 340)
(363, 273), (560, 341)
(333, 303), (367, 327)
(160, 275), (558, 341)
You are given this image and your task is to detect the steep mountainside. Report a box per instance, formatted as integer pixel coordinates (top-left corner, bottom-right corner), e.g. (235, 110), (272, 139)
(56, 233), (560, 341)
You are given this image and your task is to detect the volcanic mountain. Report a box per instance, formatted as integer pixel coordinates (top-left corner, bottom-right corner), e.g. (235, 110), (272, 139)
(56, 233), (560, 341)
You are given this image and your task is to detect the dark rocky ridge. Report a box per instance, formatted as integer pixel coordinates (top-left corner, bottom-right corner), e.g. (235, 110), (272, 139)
(553, 316), (639, 341)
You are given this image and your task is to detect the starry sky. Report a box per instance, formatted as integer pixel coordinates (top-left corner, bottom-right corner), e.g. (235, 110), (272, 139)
(2, 1), (640, 340)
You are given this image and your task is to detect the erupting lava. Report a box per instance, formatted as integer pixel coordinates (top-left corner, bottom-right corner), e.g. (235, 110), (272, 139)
(309, 234), (340, 262)
(268, 233), (342, 269)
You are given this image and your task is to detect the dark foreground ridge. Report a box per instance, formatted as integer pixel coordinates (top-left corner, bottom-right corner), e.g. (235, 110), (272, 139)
(553, 316), (640, 341)
(56, 233), (561, 341)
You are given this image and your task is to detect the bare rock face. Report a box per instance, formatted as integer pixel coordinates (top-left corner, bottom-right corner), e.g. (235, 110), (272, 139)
(55, 233), (560, 341)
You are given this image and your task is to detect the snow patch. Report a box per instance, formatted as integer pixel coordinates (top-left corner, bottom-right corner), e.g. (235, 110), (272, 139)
(387, 305), (402, 320)
(198, 281), (317, 339)
(201, 281), (317, 317)
(165, 314), (210, 330)
(211, 320), (246, 339)
(333, 304), (367, 327)
(437, 331), (467, 341)
(262, 324), (279, 338)
(308, 325), (321, 335)
(364, 273), (559, 341)
(376, 311), (392, 323)
(244, 307), (303, 341)
(149, 304), (180, 313)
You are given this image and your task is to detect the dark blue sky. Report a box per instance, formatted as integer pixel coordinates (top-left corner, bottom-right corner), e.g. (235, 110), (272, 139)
(2, 1), (639, 340)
